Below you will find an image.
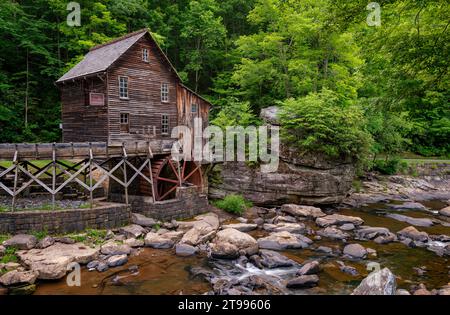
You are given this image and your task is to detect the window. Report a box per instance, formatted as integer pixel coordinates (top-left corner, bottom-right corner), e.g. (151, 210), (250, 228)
(191, 103), (198, 114)
(161, 83), (169, 102)
(119, 76), (128, 99)
(120, 113), (129, 133)
(161, 114), (169, 135)
(142, 48), (149, 62)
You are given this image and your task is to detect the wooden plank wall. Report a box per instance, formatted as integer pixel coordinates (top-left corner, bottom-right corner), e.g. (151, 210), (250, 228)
(61, 77), (108, 142)
(107, 35), (179, 143)
(176, 85), (210, 129)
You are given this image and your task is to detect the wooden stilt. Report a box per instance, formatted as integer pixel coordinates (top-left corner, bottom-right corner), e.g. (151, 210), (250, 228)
(11, 147), (19, 212)
(52, 143), (56, 210)
(122, 143), (129, 206)
(89, 144), (94, 209)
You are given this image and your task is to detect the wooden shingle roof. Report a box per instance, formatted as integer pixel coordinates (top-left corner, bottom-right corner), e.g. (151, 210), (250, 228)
(56, 29), (181, 83)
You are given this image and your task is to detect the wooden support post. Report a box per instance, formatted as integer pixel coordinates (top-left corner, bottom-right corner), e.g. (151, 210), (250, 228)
(11, 147), (18, 212)
(122, 143), (129, 206)
(89, 144), (94, 209)
(52, 143), (56, 211)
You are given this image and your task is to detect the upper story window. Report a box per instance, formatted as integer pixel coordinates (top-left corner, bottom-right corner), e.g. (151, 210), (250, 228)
(161, 114), (169, 135)
(191, 103), (198, 114)
(142, 48), (149, 62)
(119, 76), (128, 99)
(161, 83), (169, 103)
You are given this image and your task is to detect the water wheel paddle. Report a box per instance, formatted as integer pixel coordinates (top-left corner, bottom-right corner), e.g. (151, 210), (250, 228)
(151, 156), (203, 201)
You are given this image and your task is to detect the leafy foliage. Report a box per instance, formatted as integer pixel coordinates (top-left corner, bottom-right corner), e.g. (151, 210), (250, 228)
(213, 194), (252, 215)
(279, 90), (372, 161)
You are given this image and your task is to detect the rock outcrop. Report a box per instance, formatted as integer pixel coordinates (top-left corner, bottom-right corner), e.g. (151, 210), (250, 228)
(208, 159), (355, 207)
(352, 268), (397, 295)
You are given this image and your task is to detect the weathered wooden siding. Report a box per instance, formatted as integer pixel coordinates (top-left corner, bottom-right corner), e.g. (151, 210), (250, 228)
(176, 85), (210, 129)
(107, 35), (179, 144)
(61, 77), (108, 142)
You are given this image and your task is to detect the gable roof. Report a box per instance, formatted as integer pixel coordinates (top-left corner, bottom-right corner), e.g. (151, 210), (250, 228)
(56, 29), (181, 83)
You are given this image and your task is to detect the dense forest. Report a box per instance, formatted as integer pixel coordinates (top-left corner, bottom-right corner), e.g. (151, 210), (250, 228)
(0, 0), (448, 166)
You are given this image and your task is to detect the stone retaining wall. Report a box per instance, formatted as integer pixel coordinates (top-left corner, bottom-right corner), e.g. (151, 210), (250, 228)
(110, 186), (210, 221)
(0, 203), (130, 234)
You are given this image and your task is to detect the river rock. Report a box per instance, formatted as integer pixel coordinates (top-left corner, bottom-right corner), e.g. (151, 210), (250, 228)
(343, 244), (367, 259)
(119, 224), (146, 238)
(262, 222), (306, 234)
(316, 214), (364, 228)
(17, 242), (99, 279)
(0, 270), (38, 286)
(352, 267), (396, 295)
(391, 202), (427, 211)
(100, 241), (131, 255)
(439, 206), (450, 217)
(96, 261), (109, 272)
(386, 214), (434, 227)
(280, 204), (326, 219)
(396, 289), (411, 295)
(317, 227), (349, 240)
(36, 236), (55, 249)
(257, 231), (312, 250)
(144, 232), (175, 249)
(336, 261), (359, 276)
(87, 260), (99, 269)
(175, 243), (197, 257)
(258, 250), (296, 268)
(340, 223), (355, 231)
(2, 262), (21, 271)
(123, 238), (144, 248)
(297, 260), (320, 275)
(273, 215), (297, 224)
(437, 284), (450, 295)
(3, 234), (37, 250)
(54, 237), (76, 244)
(316, 246), (333, 255)
(131, 213), (156, 227)
(397, 226), (429, 242)
(9, 284), (36, 295)
(286, 275), (319, 288)
(180, 224), (216, 246)
(106, 254), (128, 267)
(221, 223), (258, 232)
(210, 228), (259, 259)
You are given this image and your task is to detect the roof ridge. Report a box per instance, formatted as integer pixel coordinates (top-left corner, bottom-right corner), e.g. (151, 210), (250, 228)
(89, 28), (148, 52)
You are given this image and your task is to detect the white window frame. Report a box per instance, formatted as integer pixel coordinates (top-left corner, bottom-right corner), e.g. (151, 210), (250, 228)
(142, 48), (149, 62)
(161, 83), (169, 103)
(161, 114), (169, 135)
(118, 76), (129, 99)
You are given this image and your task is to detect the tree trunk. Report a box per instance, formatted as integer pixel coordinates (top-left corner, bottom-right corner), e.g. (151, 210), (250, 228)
(25, 48), (29, 129)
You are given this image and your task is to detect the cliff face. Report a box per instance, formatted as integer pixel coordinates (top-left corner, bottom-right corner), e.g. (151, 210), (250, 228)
(208, 151), (355, 207)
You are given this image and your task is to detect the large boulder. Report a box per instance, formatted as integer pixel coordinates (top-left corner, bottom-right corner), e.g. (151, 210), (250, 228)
(397, 226), (429, 242)
(3, 235), (37, 250)
(36, 236), (55, 249)
(280, 204), (326, 219)
(343, 244), (367, 259)
(17, 243), (99, 280)
(316, 214), (364, 227)
(175, 243), (198, 257)
(210, 228), (258, 259)
(106, 254), (128, 267)
(257, 231), (312, 250)
(131, 213), (156, 227)
(352, 268), (397, 295)
(0, 270), (38, 286)
(391, 202), (427, 211)
(208, 157), (355, 207)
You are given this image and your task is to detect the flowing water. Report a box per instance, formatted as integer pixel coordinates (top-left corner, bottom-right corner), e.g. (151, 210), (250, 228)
(34, 199), (450, 295)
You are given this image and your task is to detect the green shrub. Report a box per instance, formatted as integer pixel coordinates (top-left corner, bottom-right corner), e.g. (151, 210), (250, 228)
(373, 157), (407, 175)
(1, 247), (18, 264)
(213, 194), (252, 215)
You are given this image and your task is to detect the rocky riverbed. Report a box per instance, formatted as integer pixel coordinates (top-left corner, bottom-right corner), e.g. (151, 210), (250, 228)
(1, 189), (449, 295)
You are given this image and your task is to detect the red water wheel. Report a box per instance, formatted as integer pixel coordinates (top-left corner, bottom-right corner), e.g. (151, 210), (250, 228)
(151, 156), (203, 201)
